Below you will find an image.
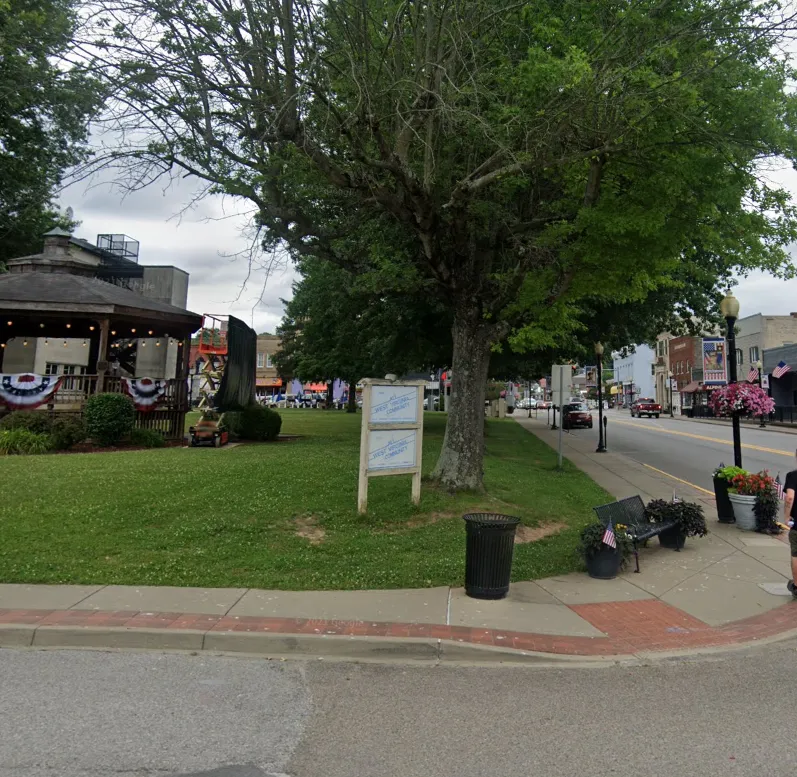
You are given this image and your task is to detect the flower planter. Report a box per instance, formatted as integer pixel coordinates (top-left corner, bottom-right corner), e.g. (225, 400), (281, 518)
(728, 493), (757, 531)
(658, 527), (686, 549)
(585, 546), (622, 579)
(713, 477), (735, 523)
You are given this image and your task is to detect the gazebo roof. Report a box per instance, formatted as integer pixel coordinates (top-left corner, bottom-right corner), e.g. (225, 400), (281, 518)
(0, 271), (202, 331)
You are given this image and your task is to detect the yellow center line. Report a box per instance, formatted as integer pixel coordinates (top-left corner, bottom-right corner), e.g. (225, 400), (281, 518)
(611, 417), (794, 458)
(640, 463), (714, 495)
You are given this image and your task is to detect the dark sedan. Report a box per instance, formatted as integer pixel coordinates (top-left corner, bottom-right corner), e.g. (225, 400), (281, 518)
(562, 402), (593, 430)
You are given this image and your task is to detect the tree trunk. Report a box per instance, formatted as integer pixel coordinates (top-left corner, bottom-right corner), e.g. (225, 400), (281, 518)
(346, 379), (357, 413)
(431, 310), (493, 491)
(326, 380), (334, 409)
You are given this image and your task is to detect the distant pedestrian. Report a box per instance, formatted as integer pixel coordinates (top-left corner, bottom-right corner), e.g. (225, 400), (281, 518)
(783, 455), (797, 597)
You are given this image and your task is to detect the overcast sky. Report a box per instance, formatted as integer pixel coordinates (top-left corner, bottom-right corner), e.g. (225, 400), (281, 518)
(58, 158), (797, 336)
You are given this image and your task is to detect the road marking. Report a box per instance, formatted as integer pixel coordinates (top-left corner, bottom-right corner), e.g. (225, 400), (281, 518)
(611, 418), (794, 457)
(640, 463), (714, 495)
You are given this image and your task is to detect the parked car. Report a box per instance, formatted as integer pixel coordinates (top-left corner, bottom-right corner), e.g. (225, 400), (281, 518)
(631, 397), (661, 418)
(517, 398), (536, 409)
(537, 400), (551, 409)
(562, 402), (593, 429)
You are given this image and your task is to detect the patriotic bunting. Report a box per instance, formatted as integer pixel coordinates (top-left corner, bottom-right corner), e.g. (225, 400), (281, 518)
(0, 373), (62, 410)
(122, 377), (167, 412)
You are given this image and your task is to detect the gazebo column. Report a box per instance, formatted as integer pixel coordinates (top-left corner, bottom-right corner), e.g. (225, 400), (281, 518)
(95, 319), (110, 393)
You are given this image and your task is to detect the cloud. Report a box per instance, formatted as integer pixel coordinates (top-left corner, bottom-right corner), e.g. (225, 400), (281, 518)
(58, 174), (296, 334)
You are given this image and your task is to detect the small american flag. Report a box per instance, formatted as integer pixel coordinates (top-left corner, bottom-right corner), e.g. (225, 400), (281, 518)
(747, 367), (759, 383)
(602, 521), (617, 549)
(672, 491), (682, 503)
(776, 474), (784, 501)
(773, 360), (792, 379)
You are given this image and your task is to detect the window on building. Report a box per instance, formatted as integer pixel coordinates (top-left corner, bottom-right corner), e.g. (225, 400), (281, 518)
(749, 346), (759, 364)
(736, 349), (743, 366)
(266, 353), (273, 368)
(257, 352), (265, 368)
(45, 363), (59, 375)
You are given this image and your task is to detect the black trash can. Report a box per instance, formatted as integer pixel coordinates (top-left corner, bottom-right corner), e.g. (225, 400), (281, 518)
(463, 513), (520, 600)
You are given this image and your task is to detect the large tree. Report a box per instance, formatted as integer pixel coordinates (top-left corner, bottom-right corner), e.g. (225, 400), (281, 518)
(81, 0), (797, 488)
(276, 257), (450, 409)
(0, 0), (100, 266)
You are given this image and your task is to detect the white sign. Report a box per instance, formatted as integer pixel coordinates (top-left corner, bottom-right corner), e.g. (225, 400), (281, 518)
(550, 364), (572, 400)
(368, 429), (417, 470)
(369, 385), (419, 424)
(358, 379), (425, 514)
(763, 374), (770, 389)
(670, 378), (678, 390)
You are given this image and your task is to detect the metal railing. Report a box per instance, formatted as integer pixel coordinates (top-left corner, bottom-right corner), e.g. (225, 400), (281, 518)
(50, 375), (186, 409)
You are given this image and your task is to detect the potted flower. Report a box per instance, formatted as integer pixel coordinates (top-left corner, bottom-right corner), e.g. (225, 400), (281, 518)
(712, 464), (747, 523)
(644, 499), (709, 549)
(728, 470), (775, 531)
(579, 522), (633, 579)
(709, 382), (774, 419)
(753, 477), (782, 535)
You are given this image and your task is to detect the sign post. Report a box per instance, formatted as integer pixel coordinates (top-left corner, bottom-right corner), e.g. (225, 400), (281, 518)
(358, 378), (426, 514)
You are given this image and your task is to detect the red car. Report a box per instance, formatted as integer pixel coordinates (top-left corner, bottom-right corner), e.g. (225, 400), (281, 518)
(562, 402), (593, 429)
(631, 397), (661, 418)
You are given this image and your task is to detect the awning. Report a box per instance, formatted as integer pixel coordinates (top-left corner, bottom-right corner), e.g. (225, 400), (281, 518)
(256, 377), (282, 388)
(681, 381), (701, 393)
(609, 385), (620, 395)
(304, 382), (327, 392)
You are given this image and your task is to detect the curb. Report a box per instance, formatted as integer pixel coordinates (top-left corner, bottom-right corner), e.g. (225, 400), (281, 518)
(2, 614), (797, 666)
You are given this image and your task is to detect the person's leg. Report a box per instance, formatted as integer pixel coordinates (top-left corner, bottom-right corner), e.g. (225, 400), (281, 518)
(790, 531), (797, 595)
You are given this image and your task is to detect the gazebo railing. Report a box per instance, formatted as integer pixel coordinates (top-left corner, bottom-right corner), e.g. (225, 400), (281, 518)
(50, 375), (187, 409)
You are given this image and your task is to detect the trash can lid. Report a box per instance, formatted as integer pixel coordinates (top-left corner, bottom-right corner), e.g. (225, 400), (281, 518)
(462, 513), (521, 527)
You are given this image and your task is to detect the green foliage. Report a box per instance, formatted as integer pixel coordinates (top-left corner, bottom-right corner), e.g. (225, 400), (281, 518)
(645, 500), (708, 538)
(50, 416), (85, 450)
(0, 429), (52, 455)
(129, 427), (165, 448)
(223, 405), (282, 442)
(84, 393), (136, 446)
(578, 522), (633, 564)
(713, 465), (747, 482)
(0, 411), (53, 434)
(0, 0), (102, 266)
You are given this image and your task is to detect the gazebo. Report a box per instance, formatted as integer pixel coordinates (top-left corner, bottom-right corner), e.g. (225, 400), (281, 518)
(0, 229), (202, 438)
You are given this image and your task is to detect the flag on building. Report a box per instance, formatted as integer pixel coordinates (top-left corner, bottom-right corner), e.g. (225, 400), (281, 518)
(602, 521), (617, 549)
(747, 367), (759, 383)
(776, 474), (784, 501)
(773, 361), (792, 379)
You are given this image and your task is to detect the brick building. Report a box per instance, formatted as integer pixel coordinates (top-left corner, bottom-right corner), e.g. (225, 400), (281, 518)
(255, 334), (283, 398)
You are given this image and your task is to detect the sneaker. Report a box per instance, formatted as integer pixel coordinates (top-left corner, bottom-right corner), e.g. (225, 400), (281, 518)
(788, 580), (797, 597)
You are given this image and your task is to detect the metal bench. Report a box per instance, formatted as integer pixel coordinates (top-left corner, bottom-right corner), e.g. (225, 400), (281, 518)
(593, 495), (679, 573)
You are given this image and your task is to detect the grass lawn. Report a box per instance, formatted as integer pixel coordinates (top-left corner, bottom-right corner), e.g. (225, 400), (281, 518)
(0, 411), (611, 590)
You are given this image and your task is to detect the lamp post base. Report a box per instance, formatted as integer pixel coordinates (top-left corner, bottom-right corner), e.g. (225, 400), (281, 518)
(596, 444), (606, 453)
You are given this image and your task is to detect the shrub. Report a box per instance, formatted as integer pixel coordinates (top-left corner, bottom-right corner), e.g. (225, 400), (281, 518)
(129, 427), (166, 448)
(645, 499), (708, 538)
(84, 393), (137, 446)
(0, 410), (53, 434)
(0, 429), (52, 455)
(578, 521), (633, 564)
(222, 404), (282, 441)
(50, 416), (86, 450)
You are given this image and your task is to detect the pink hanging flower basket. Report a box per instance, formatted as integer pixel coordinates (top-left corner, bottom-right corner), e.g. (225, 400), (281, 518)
(708, 383), (775, 417)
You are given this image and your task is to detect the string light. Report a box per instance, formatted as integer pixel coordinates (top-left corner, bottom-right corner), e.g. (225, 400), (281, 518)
(39, 323), (45, 329)
(89, 325), (95, 332)
(111, 330), (116, 336)
(0, 343), (5, 349)
(6, 321), (11, 326)
(148, 330), (154, 335)
(131, 328), (136, 333)
(65, 323), (71, 329)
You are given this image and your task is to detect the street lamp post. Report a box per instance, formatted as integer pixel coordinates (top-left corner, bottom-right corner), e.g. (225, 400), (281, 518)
(720, 291), (742, 468)
(756, 359), (766, 428)
(595, 342), (606, 452)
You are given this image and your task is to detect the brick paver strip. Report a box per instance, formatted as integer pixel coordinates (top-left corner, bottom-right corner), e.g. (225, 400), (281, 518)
(2, 598), (796, 656)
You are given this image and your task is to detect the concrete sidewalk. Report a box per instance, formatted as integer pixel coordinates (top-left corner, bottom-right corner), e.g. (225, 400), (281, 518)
(1, 416), (796, 664)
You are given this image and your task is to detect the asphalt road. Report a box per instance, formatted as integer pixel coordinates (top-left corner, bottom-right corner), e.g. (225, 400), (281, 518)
(4, 645), (797, 777)
(563, 410), (797, 492)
